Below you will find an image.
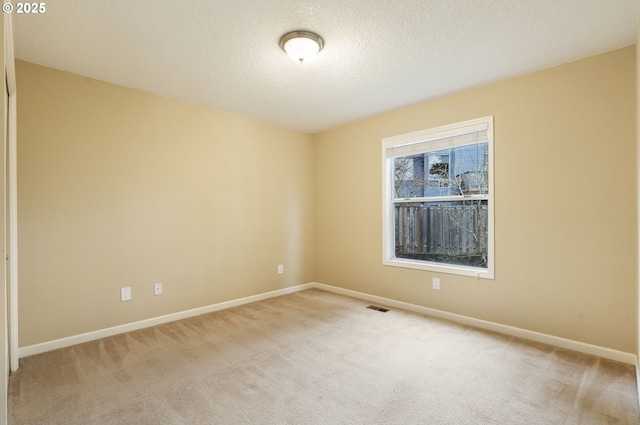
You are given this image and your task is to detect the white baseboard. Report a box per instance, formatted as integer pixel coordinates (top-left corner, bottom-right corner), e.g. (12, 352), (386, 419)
(312, 282), (637, 365)
(19, 281), (636, 366)
(19, 283), (314, 359)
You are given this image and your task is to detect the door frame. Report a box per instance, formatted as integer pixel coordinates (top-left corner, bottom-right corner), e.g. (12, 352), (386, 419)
(5, 12), (17, 373)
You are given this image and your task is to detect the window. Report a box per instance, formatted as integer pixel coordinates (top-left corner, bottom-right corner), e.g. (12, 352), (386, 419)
(382, 116), (494, 279)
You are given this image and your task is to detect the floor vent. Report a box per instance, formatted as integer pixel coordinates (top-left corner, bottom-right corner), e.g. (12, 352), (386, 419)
(366, 305), (389, 313)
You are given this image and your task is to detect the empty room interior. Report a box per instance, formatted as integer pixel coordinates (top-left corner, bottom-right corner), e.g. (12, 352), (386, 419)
(1, 0), (640, 424)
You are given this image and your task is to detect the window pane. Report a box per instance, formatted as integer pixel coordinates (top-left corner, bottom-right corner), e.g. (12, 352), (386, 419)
(394, 154), (426, 198)
(393, 142), (488, 198)
(394, 200), (488, 268)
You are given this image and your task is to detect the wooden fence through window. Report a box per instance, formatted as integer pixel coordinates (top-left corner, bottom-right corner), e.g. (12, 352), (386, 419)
(395, 203), (488, 266)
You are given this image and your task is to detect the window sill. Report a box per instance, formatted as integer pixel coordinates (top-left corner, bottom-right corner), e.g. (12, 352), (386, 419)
(383, 257), (494, 280)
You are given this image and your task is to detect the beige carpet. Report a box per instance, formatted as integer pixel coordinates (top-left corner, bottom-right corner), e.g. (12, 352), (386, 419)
(8, 289), (639, 424)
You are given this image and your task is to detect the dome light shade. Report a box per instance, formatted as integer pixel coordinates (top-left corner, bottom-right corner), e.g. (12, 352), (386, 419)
(279, 31), (324, 64)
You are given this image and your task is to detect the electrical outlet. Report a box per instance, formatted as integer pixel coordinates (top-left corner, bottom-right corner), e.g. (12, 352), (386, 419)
(154, 282), (162, 296)
(121, 287), (132, 301)
(277, 264), (284, 274)
(432, 278), (441, 290)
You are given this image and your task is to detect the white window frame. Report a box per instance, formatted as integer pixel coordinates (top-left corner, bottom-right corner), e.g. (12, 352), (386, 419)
(382, 116), (494, 279)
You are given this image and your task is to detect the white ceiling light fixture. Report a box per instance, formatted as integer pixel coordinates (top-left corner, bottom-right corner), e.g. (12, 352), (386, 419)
(279, 30), (324, 64)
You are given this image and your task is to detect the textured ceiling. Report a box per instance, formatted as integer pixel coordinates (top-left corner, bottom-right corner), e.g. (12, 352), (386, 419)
(12, 0), (640, 133)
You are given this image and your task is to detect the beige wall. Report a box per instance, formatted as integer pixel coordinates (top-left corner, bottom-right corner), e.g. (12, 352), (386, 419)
(314, 46), (637, 353)
(17, 46), (638, 354)
(17, 61), (315, 346)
